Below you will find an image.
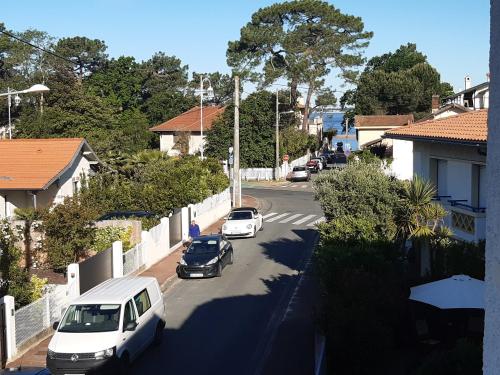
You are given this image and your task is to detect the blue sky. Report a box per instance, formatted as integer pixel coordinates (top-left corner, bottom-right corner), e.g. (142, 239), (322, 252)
(2, 0), (490, 94)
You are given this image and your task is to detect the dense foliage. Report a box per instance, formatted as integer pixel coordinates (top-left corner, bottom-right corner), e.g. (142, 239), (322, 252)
(0, 221), (46, 308)
(313, 160), (482, 373)
(91, 226), (132, 254)
(43, 196), (97, 271)
(342, 44), (454, 120)
(205, 91), (317, 167)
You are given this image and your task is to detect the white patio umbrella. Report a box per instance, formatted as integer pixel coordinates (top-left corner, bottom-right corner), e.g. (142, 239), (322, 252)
(409, 274), (484, 309)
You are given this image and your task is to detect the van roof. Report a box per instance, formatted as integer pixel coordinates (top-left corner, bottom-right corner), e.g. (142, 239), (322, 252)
(74, 276), (157, 305)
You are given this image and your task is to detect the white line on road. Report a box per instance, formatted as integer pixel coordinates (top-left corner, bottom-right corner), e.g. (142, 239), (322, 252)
(300, 184), (309, 188)
(292, 214), (316, 225)
(278, 213), (303, 223)
(266, 212), (290, 222)
(307, 217), (326, 226)
(289, 184), (299, 188)
(262, 212), (278, 220)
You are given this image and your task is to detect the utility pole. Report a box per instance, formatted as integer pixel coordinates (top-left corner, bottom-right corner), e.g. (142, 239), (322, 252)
(200, 75), (204, 159)
(233, 76), (241, 208)
(275, 88), (280, 180)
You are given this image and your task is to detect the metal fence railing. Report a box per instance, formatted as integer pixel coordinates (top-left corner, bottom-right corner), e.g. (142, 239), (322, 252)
(14, 284), (69, 348)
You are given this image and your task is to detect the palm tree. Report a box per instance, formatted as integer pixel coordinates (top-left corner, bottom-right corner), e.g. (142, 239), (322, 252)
(395, 175), (450, 276)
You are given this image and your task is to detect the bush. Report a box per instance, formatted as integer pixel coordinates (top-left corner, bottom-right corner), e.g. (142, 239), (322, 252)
(43, 196), (97, 272)
(0, 221), (47, 308)
(314, 160), (403, 241)
(431, 240), (485, 280)
(91, 226), (132, 253)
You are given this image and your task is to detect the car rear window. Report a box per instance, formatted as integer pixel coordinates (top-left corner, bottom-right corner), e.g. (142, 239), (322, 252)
(293, 167), (306, 171)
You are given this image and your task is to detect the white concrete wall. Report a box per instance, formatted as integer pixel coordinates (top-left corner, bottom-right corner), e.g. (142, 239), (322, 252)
(357, 129), (387, 149)
(390, 140), (413, 180)
(189, 132), (203, 155)
(484, 2), (500, 372)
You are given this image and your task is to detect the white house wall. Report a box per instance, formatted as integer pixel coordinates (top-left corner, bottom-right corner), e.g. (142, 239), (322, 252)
(159, 133), (176, 155)
(390, 140), (413, 180)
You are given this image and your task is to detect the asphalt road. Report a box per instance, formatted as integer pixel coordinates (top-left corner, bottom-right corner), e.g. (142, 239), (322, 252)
(131, 187), (323, 375)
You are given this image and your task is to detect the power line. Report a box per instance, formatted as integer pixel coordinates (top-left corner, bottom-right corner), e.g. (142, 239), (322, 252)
(0, 29), (77, 66)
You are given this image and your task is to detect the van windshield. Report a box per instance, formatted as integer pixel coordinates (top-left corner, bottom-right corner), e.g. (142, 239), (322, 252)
(58, 304), (121, 333)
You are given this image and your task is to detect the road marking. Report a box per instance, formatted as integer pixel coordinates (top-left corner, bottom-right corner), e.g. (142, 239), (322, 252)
(292, 214), (316, 225)
(266, 212), (290, 222)
(278, 213), (302, 223)
(289, 184), (299, 188)
(262, 212), (278, 220)
(307, 217), (326, 226)
(300, 184), (309, 188)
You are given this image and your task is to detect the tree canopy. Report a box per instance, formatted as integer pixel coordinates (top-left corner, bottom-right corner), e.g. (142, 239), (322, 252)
(227, 0), (372, 131)
(344, 43), (454, 118)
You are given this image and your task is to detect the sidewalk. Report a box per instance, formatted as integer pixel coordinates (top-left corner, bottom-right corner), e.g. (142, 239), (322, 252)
(7, 195), (260, 369)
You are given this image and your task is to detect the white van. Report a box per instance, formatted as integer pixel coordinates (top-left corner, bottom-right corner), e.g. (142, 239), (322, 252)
(47, 276), (165, 375)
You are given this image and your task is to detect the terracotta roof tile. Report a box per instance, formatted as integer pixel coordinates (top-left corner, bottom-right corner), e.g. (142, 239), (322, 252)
(0, 138), (87, 190)
(384, 110), (487, 143)
(355, 114), (414, 127)
(150, 106), (225, 132)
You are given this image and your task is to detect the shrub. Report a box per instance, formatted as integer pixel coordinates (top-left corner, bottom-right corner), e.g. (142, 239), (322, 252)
(43, 196), (97, 272)
(314, 160), (403, 241)
(0, 221), (46, 308)
(91, 226), (132, 253)
(431, 240), (485, 280)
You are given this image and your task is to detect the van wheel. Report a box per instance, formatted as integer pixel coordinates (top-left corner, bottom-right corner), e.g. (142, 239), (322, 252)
(154, 321), (164, 346)
(119, 352), (131, 375)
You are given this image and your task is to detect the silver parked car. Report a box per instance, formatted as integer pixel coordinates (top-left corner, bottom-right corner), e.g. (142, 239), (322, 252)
(290, 166), (311, 182)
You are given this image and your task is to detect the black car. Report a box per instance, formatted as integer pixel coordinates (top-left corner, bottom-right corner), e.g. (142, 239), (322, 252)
(177, 235), (233, 279)
(98, 210), (158, 221)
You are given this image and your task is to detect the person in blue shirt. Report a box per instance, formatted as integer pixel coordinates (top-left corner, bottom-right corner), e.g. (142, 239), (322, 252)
(189, 220), (201, 239)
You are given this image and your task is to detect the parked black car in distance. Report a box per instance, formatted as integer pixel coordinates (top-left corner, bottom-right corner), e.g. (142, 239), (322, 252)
(177, 234), (233, 279)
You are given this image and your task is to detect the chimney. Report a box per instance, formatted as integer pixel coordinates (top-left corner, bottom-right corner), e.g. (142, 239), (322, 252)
(431, 95), (440, 113)
(465, 75), (472, 89)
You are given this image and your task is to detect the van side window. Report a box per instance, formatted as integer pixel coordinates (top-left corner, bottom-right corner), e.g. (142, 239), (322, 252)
(123, 299), (136, 328)
(134, 289), (151, 317)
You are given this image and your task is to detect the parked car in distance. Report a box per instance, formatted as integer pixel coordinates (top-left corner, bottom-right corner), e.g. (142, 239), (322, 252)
(290, 166), (311, 182)
(310, 157), (324, 170)
(177, 234), (233, 278)
(47, 277), (165, 375)
(222, 207), (263, 238)
(98, 210), (158, 221)
(306, 159), (320, 173)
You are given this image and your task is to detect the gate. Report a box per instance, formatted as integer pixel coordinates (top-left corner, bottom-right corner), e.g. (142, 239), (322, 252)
(79, 247), (113, 294)
(169, 208), (182, 247)
(0, 303), (6, 368)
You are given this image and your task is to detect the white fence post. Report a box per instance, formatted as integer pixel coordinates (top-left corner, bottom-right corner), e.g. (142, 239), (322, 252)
(181, 207), (189, 241)
(112, 241), (124, 278)
(67, 263), (80, 300)
(161, 217), (170, 253)
(1, 295), (16, 360)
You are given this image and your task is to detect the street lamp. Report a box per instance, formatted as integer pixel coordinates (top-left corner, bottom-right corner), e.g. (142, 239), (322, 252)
(198, 76), (214, 159)
(0, 84), (50, 139)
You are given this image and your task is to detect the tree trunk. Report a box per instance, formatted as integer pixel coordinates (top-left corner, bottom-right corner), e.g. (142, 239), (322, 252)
(302, 83), (314, 133)
(24, 221), (32, 270)
(290, 78), (298, 108)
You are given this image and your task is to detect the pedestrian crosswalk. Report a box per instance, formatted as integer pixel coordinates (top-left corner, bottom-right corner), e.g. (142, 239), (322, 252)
(280, 183), (310, 189)
(262, 212), (326, 227)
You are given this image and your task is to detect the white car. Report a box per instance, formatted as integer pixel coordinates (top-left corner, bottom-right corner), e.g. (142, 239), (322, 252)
(222, 207), (263, 238)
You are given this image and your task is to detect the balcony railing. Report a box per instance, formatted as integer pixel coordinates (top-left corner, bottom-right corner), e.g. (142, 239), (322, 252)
(448, 199), (486, 213)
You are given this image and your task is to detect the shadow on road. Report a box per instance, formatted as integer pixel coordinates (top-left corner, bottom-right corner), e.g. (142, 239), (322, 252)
(132, 274), (312, 375)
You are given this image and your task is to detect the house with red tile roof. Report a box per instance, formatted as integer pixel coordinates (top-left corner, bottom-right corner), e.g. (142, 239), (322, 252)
(150, 106), (225, 156)
(354, 114), (414, 150)
(384, 110), (487, 242)
(0, 138), (100, 218)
